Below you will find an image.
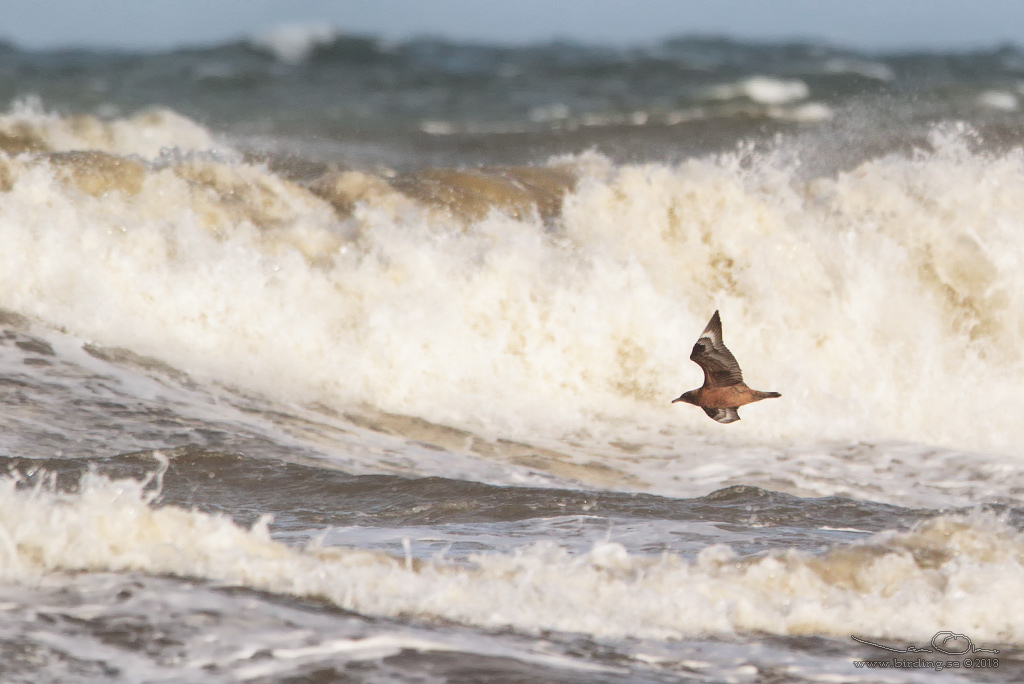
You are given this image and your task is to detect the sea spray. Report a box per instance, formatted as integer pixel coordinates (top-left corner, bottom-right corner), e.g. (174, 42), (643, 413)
(0, 106), (1022, 453)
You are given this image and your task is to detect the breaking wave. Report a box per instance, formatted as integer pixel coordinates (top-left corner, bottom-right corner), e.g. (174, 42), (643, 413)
(0, 471), (1020, 643)
(0, 104), (1021, 455)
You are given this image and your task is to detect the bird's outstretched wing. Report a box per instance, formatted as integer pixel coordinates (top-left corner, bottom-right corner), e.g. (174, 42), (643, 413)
(690, 310), (744, 388)
(702, 406), (741, 423)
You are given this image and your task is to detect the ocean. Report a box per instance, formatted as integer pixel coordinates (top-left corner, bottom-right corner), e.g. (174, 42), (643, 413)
(0, 26), (1023, 682)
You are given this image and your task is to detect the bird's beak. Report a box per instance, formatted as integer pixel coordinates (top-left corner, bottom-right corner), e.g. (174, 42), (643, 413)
(671, 396), (683, 403)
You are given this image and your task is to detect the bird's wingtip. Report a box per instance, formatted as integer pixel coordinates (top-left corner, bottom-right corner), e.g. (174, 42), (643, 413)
(702, 309), (723, 337)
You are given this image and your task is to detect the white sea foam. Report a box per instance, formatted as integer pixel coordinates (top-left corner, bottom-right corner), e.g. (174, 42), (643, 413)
(769, 102), (834, 122)
(977, 90), (1018, 111)
(249, 23), (339, 64)
(1, 473), (1022, 644)
(0, 109), (1023, 463)
(710, 77), (810, 105)
(0, 97), (222, 158)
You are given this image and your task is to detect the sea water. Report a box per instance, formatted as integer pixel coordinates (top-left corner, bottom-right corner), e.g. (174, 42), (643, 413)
(0, 31), (1022, 682)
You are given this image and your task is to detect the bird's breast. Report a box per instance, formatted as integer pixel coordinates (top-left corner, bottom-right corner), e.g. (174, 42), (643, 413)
(697, 385), (759, 408)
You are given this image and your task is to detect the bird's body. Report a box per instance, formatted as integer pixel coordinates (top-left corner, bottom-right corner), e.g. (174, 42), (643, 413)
(672, 311), (780, 423)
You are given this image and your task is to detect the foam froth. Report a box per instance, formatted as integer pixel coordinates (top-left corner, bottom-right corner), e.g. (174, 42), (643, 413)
(0, 106), (1022, 456)
(0, 471), (1021, 643)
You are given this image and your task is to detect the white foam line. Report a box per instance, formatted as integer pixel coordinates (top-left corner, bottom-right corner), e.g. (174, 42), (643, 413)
(233, 633), (628, 680)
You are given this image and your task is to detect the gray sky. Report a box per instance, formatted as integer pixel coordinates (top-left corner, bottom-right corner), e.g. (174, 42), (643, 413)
(6, 0), (1024, 51)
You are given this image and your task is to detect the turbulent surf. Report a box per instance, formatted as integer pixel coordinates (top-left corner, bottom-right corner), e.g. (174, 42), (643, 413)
(1, 31), (1023, 682)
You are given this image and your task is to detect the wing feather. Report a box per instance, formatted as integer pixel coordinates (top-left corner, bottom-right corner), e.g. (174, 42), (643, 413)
(690, 310), (744, 388)
(702, 406), (741, 423)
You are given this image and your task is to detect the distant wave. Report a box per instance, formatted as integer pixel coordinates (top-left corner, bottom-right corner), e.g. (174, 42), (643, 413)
(248, 23), (339, 64)
(709, 76), (810, 104)
(0, 33), (1021, 150)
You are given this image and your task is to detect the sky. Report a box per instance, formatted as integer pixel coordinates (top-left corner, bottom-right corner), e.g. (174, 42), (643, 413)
(5, 0), (1024, 52)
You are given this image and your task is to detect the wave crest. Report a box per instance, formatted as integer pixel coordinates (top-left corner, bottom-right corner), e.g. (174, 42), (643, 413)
(0, 108), (1023, 453)
(1, 470), (1020, 643)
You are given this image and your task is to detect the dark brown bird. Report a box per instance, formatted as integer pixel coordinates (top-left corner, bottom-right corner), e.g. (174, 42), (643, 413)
(671, 311), (780, 423)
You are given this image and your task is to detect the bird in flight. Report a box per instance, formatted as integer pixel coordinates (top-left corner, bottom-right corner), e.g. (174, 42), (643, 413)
(671, 311), (780, 423)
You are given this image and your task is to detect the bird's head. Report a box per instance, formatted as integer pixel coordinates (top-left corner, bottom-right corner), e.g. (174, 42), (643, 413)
(671, 390), (699, 405)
